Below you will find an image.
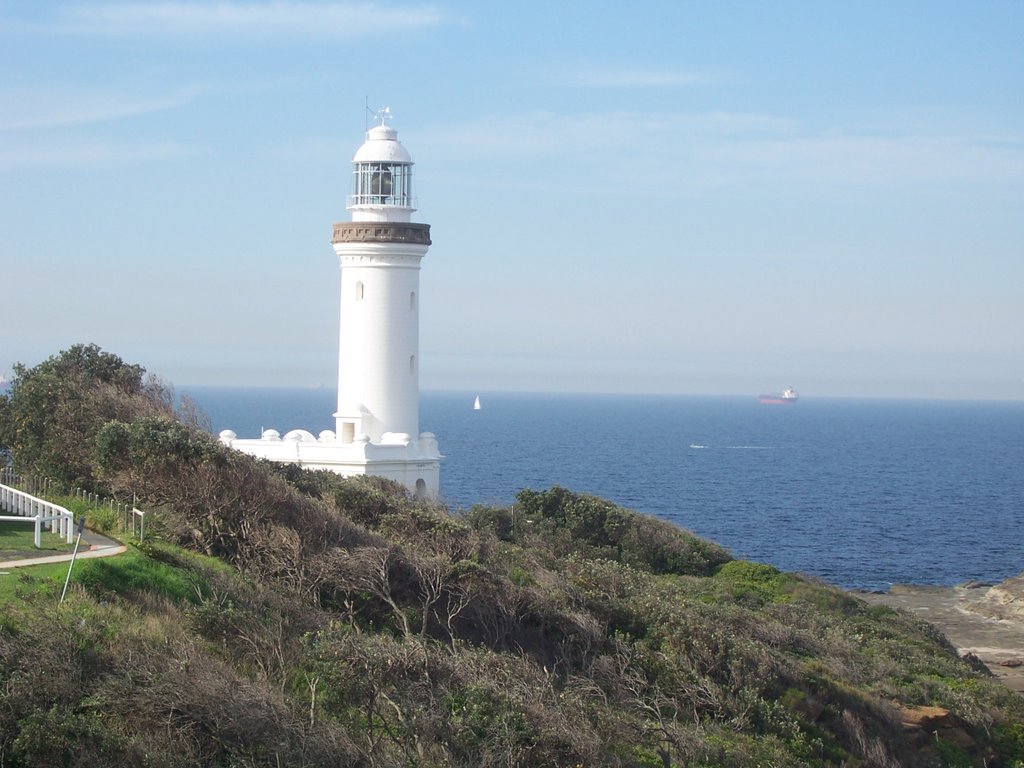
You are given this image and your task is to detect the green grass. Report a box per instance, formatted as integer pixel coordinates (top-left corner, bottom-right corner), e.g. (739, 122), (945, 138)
(0, 559), (73, 603)
(0, 546), (204, 608)
(0, 519), (76, 560)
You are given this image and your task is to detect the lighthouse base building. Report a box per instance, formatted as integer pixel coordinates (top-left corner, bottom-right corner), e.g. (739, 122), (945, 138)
(220, 114), (442, 498)
(218, 428), (441, 498)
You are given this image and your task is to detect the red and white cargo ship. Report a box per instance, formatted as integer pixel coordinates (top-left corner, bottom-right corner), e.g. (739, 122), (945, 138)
(759, 387), (799, 404)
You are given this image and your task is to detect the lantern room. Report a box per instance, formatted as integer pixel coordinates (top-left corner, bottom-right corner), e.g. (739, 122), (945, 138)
(347, 116), (416, 222)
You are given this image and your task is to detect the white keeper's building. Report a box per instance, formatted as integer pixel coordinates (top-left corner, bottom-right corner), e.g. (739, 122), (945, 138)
(220, 114), (442, 497)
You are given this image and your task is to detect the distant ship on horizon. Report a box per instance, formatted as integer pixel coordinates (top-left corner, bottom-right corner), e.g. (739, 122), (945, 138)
(759, 387), (798, 404)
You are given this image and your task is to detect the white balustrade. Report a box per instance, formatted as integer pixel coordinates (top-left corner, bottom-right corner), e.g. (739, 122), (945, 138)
(0, 481), (75, 547)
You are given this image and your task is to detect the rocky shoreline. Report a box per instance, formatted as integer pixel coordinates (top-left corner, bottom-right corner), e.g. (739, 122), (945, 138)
(857, 573), (1024, 693)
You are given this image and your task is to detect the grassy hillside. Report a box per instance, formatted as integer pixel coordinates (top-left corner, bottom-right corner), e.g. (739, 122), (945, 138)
(1, 347), (1021, 767)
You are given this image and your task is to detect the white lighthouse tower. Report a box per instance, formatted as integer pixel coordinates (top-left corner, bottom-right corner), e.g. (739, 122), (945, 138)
(221, 112), (441, 497)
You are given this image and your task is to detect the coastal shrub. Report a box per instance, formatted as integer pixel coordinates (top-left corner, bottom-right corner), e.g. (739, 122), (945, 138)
(333, 474), (412, 528)
(1, 588), (358, 767)
(934, 736), (975, 768)
(566, 557), (656, 639)
(267, 461), (348, 499)
(7, 344), (1024, 768)
(464, 504), (515, 540)
(88, 503), (120, 533)
(714, 560), (790, 604)
(9, 706), (123, 768)
(994, 722), (1024, 766)
(515, 486), (730, 576)
(94, 415), (226, 483)
(42, 493), (123, 534)
(785, 575), (864, 615)
(618, 512), (730, 576)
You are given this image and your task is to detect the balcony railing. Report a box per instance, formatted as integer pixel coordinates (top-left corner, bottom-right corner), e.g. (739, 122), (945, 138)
(347, 193), (417, 209)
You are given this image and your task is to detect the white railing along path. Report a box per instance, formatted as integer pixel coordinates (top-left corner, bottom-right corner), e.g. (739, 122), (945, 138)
(0, 482), (75, 548)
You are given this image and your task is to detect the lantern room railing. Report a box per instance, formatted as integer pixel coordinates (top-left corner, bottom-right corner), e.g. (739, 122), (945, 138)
(347, 193), (418, 208)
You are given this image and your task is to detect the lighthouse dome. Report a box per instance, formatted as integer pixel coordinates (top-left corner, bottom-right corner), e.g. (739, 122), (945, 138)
(352, 124), (412, 164)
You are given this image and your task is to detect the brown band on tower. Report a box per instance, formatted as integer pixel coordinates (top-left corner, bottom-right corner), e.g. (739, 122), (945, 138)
(332, 222), (431, 245)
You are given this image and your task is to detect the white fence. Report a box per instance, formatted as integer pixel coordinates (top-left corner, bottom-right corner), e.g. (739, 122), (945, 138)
(0, 482), (75, 548)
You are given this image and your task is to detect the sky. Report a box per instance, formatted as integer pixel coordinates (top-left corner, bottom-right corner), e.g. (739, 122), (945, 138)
(1, 1), (1022, 400)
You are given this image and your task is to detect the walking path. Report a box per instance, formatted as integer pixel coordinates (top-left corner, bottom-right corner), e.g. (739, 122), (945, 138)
(0, 529), (126, 571)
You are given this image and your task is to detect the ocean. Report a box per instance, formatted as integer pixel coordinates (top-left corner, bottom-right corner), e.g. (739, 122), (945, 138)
(185, 387), (1024, 592)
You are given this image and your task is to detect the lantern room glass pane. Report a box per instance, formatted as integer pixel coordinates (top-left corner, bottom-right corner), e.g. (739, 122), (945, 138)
(352, 162), (413, 207)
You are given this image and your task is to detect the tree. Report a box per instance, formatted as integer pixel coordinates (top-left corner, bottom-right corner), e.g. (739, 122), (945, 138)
(0, 344), (173, 488)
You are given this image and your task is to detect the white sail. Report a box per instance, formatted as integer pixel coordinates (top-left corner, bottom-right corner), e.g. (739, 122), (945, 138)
(473, 395), (481, 410)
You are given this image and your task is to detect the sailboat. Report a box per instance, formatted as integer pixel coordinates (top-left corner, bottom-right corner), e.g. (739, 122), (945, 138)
(473, 395), (481, 411)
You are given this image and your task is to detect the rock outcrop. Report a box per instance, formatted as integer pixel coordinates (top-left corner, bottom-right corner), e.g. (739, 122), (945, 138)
(962, 572), (1024, 623)
(898, 705), (995, 765)
(861, 573), (1024, 693)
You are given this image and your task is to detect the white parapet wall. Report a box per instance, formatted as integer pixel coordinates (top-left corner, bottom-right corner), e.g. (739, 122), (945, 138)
(219, 428), (441, 499)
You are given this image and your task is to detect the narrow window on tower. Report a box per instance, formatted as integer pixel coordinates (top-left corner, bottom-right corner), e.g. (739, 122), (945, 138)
(410, 291), (416, 310)
(356, 281), (365, 301)
(409, 355), (416, 374)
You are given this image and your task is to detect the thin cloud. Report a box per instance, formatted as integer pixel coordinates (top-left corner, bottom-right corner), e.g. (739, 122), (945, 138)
(720, 133), (1024, 185)
(0, 85), (204, 130)
(425, 110), (796, 155)
(428, 110), (1024, 187)
(0, 139), (190, 172)
(567, 67), (723, 88)
(40, 1), (444, 39)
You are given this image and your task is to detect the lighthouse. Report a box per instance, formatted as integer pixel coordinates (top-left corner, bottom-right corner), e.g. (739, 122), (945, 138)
(333, 115), (429, 449)
(221, 112), (441, 497)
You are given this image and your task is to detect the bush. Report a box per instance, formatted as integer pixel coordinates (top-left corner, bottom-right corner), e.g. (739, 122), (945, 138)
(333, 474), (413, 528)
(994, 722), (1024, 767)
(464, 504), (515, 540)
(10, 705), (123, 768)
(714, 560), (790, 604)
(515, 486), (730, 576)
(6, 344), (1024, 768)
